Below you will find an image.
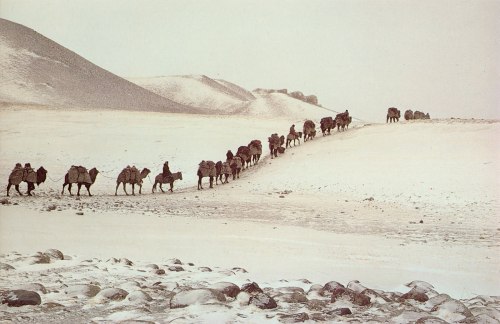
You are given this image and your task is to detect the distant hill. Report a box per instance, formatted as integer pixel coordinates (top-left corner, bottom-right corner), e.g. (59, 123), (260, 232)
(131, 75), (332, 120)
(0, 18), (199, 113)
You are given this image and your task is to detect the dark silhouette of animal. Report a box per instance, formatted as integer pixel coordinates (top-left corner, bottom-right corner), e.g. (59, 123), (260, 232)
(197, 160), (216, 190)
(303, 120), (316, 141)
(230, 156), (242, 180)
(62, 166), (99, 196)
(215, 161), (223, 184)
(220, 161), (231, 183)
(335, 112), (350, 131)
(115, 167), (151, 196)
(286, 131), (302, 148)
(414, 111), (431, 120)
(152, 171), (183, 193)
(248, 140), (262, 164)
(7, 165), (47, 196)
(268, 133), (280, 158)
(404, 110), (414, 120)
(320, 117), (335, 135)
(236, 146), (251, 169)
(279, 135), (285, 147)
(387, 107), (401, 123)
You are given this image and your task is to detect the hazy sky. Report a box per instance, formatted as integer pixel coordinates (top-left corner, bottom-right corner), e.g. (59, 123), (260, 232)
(1, 0), (499, 121)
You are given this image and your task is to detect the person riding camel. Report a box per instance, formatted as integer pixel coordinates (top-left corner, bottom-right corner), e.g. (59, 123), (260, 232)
(163, 161), (172, 181)
(226, 150), (234, 162)
(289, 124), (297, 137)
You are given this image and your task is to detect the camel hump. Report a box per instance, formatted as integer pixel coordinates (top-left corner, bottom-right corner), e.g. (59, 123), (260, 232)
(68, 166), (91, 183)
(9, 168), (24, 185)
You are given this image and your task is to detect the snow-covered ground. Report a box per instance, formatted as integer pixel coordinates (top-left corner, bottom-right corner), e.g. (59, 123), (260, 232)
(1, 107), (499, 322)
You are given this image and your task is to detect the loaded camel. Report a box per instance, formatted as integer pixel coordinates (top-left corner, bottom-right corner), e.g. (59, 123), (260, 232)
(115, 166), (151, 195)
(152, 171), (183, 193)
(386, 107), (401, 123)
(62, 166), (99, 196)
(320, 117), (335, 135)
(7, 163), (47, 196)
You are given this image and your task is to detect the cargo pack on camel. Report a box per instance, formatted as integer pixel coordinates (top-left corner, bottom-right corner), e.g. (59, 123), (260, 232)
(197, 160), (216, 190)
(115, 166), (151, 196)
(7, 163), (47, 196)
(62, 166), (99, 196)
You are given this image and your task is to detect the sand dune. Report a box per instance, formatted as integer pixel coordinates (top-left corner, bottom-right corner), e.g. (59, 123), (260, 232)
(0, 18), (199, 113)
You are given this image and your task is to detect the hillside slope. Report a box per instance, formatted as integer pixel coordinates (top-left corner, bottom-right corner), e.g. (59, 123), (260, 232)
(0, 18), (199, 113)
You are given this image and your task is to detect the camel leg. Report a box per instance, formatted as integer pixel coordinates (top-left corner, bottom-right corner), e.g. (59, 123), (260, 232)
(27, 182), (35, 196)
(169, 181), (173, 192)
(198, 177), (203, 190)
(123, 182), (129, 196)
(139, 184), (142, 195)
(160, 183), (165, 193)
(209, 177), (214, 188)
(77, 183), (82, 196)
(86, 184), (92, 197)
(152, 181), (157, 194)
(67, 183), (73, 196)
(115, 182), (120, 196)
(131, 183), (135, 196)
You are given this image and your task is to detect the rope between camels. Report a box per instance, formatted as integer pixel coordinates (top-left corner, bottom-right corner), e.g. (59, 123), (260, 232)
(47, 174), (65, 182)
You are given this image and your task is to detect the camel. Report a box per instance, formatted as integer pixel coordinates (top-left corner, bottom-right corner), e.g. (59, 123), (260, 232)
(115, 167), (151, 196)
(346, 116), (352, 129)
(404, 110), (414, 120)
(248, 140), (262, 164)
(414, 111), (431, 120)
(215, 161), (223, 184)
(386, 107), (401, 123)
(236, 146), (252, 169)
(286, 131), (302, 148)
(7, 165), (47, 196)
(197, 160), (216, 190)
(320, 117), (335, 135)
(230, 156), (242, 180)
(335, 112), (349, 131)
(62, 166), (99, 196)
(152, 171), (183, 193)
(303, 120), (316, 141)
(268, 133), (280, 158)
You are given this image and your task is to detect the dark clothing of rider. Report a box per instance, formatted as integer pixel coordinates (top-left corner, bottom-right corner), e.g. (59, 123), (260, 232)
(163, 162), (172, 178)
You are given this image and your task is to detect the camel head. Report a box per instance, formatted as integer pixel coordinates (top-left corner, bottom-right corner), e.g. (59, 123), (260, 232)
(141, 168), (151, 178)
(89, 168), (99, 183)
(36, 166), (47, 185)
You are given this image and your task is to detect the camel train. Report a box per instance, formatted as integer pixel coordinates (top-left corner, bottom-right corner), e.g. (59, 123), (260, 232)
(388, 108), (431, 122)
(6, 112), (360, 196)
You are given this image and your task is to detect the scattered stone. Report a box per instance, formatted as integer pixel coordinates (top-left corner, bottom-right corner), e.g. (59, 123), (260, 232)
(236, 291), (251, 306)
(307, 299), (327, 311)
(431, 299), (473, 322)
(46, 204), (57, 211)
(65, 284), (101, 298)
(145, 264), (159, 270)
(241, 282), (263, 295)
(198, 266), (212, 272)
(44, 249), (64, 260)
(76, 212), (84, 215)
(279, 312), (309, 322)
(153, 269), (166, 275)
(127, 290), (153, 303)
(29, 252), (51, 264)
(401, 287), (430, 302)
(168, 265), (184, 272)
(170, 289), (226, 308)
(0, 262), (15, 271)
(249, 292), (277, 309)
(232, 267), (248, 273)
(17, 283), (47, 294)
(120, 258), (133, 266)
(95, 287), (128, 301)
(280, 292), (308, 304)
(167, 258), (182, 265)
(364, 197), (374, 201)
(209, 282), (240, 298)
(0, 290), (41, 307)
(320, 281), (345, 297)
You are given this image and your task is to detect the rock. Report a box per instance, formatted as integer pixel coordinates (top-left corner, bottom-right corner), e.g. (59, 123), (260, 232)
(337, 308), (352, 316)
(120, 258), (133, 266)
(415, 316), (450, 323)
(145, 264), (159, 270)
(127, 290), (153, 303)
(170, 288), (226, 308)
(0, 198), (10, 205)
(96, 287), (129, 301)
(320, 281), (345, 297)
(0, 263), (15, 271)
(209, 282), (240, 298)
(30, 252), (51, 264)
(44, 249), (64, 260)
(279, 312), (309, 322)
(0, 290), (41, 307)
(17, 283), (47, 294)
(153, 269), (166, 275)
(431, 299), (473, 322)
(307, 299), (327, 311)
(401, 287), (429, 302)
(65, 284), (101, 298)
(232, 267), (248, 273)
(198, 266), (212, 272)
(167, 258), (182, 265)
(168, 265), (184, 272)
(347, 280), (367, 293)
(249, 292), (277, 309)
(330, 288), (371, 306)
(280, 292), (308, 304)
(241, 282), (263, 295)
(42, 302), (65, 309)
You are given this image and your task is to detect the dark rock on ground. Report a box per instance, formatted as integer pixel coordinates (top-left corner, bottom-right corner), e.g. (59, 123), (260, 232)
(1, 290), (41, 307)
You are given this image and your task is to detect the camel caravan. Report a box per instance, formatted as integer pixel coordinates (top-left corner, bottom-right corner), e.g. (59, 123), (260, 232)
(387, 107), (431, 122)
(5, 111), (360, 196)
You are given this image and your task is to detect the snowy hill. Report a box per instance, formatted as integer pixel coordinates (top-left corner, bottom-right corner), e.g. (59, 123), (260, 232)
(0, 18), (199, 113)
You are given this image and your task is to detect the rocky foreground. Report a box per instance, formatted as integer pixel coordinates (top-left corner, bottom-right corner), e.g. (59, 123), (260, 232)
(0, 250), (499, 323)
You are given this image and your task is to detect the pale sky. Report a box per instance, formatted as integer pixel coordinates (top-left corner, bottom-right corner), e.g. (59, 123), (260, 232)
(1, 0), (499, 121)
